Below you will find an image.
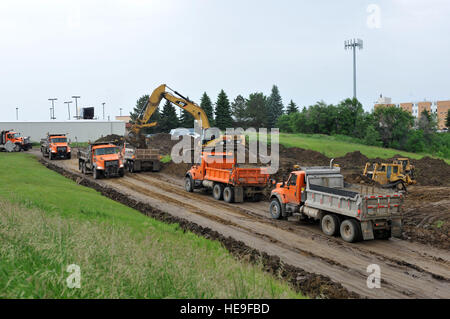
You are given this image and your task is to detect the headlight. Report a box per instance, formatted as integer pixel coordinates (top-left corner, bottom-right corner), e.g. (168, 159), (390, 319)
(120, 164), (124, 168)
(97, 166), (104, 170)
(51, 150), (56, 153)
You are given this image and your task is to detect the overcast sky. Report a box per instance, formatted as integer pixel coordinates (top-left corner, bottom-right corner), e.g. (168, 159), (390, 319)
(1, 0), (449, 121)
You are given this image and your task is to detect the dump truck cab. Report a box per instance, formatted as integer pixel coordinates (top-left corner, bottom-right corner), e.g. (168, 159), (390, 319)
(0, 130), (32, 152)
(272, 171), (306, 206)
(78, 142), (124, 179)
(41, 134), (71, 159)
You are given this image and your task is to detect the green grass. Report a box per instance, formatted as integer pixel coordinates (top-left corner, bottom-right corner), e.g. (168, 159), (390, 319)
(254, 133), (450, 164)
(0, 153), (304, 299)
(160, 155), (172, 163)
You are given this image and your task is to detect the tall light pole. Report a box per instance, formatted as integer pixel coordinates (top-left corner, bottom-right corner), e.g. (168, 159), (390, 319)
(344, 38), (363, 99)
(16, 107), (18, 120)
(72, 96), (80, 119)
(48, 98), (57, 120)
(64, 101), (73, 120)
(102, 102), (106, 120)
(119, 108), (123, 116)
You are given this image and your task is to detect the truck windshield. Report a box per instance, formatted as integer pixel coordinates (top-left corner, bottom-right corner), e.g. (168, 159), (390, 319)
(51, 138), (67, 143)
(95, 147), (119, 155)
(13, 133), (21, 138)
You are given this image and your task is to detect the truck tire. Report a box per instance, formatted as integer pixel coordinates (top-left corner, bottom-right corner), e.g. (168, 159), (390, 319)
(212, 183), (224, 200)
(67, 153), (71, 160)
(340, 219), (361, 243)
(129, 161), (135, 173)
(223, 186), (234, 203)
(185, 176), (194, 192)
(119, 168), (124, 177)
(93, 168), (99, 180)
(269, 199), (282, 219)
(321, 214), (340, 236)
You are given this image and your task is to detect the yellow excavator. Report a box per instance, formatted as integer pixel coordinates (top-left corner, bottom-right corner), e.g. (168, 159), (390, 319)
(128, 84), (244, 149)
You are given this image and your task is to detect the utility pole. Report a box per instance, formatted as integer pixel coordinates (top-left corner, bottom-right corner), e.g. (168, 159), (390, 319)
(344, 39), (363, 99)
(72, 96), (80, 119)
(102, 102), (106, 120)
(119, 108), (123, 116)
(64, 101), (73, 120)
(48, 98), (57, 120)
(16, 107), (18, 120)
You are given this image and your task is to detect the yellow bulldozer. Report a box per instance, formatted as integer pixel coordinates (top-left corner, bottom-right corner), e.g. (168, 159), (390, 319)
(363, 159), (416, 191)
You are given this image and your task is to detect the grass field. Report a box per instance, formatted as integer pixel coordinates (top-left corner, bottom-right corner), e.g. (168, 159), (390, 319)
(0, 153), (304, 299)
(254, 133), (450, 164)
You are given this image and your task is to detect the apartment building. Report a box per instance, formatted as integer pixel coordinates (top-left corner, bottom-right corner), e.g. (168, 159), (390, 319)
(374, 96), (449, 129)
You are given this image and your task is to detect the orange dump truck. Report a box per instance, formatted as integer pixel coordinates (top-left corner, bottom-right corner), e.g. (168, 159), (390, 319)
(77, 142), (124, 179)
(40, 134), (71, 160)
(1, 130), (32, 152)
(184, 152), (270, 203)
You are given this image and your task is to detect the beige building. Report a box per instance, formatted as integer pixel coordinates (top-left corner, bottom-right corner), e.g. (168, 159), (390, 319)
(374, 96), (449, 130)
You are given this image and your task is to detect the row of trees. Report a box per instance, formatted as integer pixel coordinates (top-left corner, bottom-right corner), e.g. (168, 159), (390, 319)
(130, 85), (288, 132)
(277, 99), (449, 158)
(129, 87), (449, 158)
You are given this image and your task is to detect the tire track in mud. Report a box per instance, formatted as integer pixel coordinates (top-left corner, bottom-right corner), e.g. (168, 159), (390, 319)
(108, 175), (449, 298)
(38, 157), (358, 299)
(37, 154), (450, 299)
(129, 172), (450, 283)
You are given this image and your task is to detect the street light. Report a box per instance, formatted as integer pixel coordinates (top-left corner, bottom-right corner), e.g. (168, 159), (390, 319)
(64, 101), (73, 120)
(72, 96), (80, 119)
(16, 107), (18, 121)
(48, 98), (57, 119)
(344, 38), (363, 99)
(102, 102), (106, 120)
(119, 108), (123, 116)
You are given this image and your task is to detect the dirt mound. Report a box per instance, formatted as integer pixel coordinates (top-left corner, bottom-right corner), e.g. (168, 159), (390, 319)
(344, 173), (378, 186)
(334, 151), (369, 169)
(95, 134), (124, 145)
(146, 133), (179, 155)
(412, 157), (450, 186)
(279, 145), (329, 166)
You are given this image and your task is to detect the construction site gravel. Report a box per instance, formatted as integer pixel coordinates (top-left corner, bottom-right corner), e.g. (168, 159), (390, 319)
(32, 144), (450, 299)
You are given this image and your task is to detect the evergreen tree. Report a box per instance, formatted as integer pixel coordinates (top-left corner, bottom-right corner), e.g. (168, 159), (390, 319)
(129, 94), (160, 133)
(214, 90), (234, 130)
(159, 100), (179, 133)
(180, 109), (195, 128)
(266, 85), (284, 128)
(286, 100), (298, 114)
(231, 95), (248, 128)
(200, 92), (214, 126)
(246, 93), (268, 128)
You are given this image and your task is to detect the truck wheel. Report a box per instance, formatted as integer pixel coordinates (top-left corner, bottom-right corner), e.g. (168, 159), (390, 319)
(269, 199), (282, 219)
(321, 214), (340, 236)
(185, 177), (194, 192)
(212, 184), (224, 200)
(93, 168), (99, 180)
(129, 162), (135, 173)
(340, 219), (361, 243)
(119, 168), (124, 177)
(223, 186), (234, 203)
(67, 153), (71, 160)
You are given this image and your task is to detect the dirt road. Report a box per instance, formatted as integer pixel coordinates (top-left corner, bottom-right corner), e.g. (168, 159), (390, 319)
(34, 150), (450, 299)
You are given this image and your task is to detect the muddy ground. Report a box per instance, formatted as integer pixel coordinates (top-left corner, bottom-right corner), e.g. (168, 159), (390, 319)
(144, 134), (449, 250)
(33, 147), (450, 299)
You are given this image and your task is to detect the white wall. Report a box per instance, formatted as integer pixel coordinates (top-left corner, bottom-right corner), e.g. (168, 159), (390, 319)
(0, 121), (126, 142)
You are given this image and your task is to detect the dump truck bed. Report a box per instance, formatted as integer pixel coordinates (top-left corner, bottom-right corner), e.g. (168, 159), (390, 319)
(124, 147), (159, 160)
(205, 166), (269, 187)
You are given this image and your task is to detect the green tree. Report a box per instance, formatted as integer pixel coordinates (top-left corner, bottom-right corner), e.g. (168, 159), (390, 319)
(129, 95), (160, 133)
(180, 109), (195, 128)
(418, 110), (438, 144)
(231, 95), (248, 128)
(363, 124), (381, 146)
(159, 100), (179, 133)
(266, 85), (284, 128)
(246, 93), (268, 128)
(335, 98), (365, 138)
(214, 90), (234, 130)
(200, 92), (214, 126)
(286, 100), (298, 115)
(446, 109), (450, 128)
(373, 106), (414, 149)
(276, 114), (292, 133)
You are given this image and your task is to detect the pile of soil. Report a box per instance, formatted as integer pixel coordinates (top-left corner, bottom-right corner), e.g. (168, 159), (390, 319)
(334, 151), (369, 169)
(401, 186), (450, 250)
(95, 134), (124, 145)
(411, 157), (450, 186)
(146, 133), (182, 155)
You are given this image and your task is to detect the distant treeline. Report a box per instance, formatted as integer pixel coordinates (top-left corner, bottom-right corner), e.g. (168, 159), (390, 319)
(129, 86), (450, 158)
